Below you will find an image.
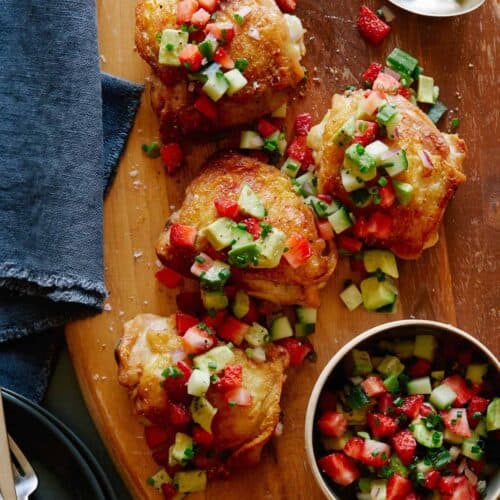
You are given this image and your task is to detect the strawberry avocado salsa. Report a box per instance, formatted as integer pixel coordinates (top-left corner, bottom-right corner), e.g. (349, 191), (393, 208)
(314, 333), (499, 499)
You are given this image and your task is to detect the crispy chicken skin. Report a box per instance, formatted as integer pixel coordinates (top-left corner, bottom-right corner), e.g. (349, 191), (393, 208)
(156, 152), (337, 307)
(136, 0), (305, 140)
(313, 91), (466, 259)
(116, 313), (289, 469)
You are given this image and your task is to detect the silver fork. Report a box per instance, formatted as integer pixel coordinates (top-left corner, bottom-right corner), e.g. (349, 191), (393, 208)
(8, 436), (38, 500)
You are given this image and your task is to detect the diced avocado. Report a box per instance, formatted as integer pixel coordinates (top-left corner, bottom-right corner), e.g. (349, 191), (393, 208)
(444, 428), (465, 444)
(360, 277), (397, 311)
(383, 374), (400, 394)
(244, 322), (269, 347)
(201, 289), (228, 310)
(321, 432), (352, 451)
(390, 455), (409, 477)
(202, 64), (229, 102)
(294, 171), (317, 197)
(465, 364), (488, 384)
(307, 111), (330, 150)
(227, 241), (260, 268)
(341, 168), (366, 192)
(232, 290), (250, 319)
(363, 250), (399, 278)
(296, 306), (317, 324)
(411, 419), (443, 448)
(332, 117), (355, 147)
(225, 68), (248, 96)
(194, 345), (235, 373)
(190, 397), (217, 433)
(382, 149), (408, 177)
(271, 102), (287, 118)
(169, 433), (193, 465)
(377, 355), (405, 377)
(281, 157), (301, 178)
(407, 377), (432, 395)
(200, 261), (231, 290)
(358, 478), (372, 493)
(378, 339), (415, 359)
(486, 397), (500, 431)
(370, 480), (387, 500)
(187, 369), (211, 397)
(340, 283), (363, 311)
(474, 420), (487, 438)
(461, 437), (484, 461)
(270, 315), (293, 340)
(255, 228), (286, 268)
(344, 143), (377, 180)
(295, 323), (315, 337)
(431, 370), (445, 381)
(365, 140), (389, 163)
(174, 470), (207, 493)
(231, 226), (253, 247)
(240, 130), (264, 149)
(413, 335), (437, 361)
(429, 384), (457, 410)
(148, 468), (172, 490)
(328, 206), (353, 234)
(238, 184), (265, 218)
(393, 180), (413, 206)
(417, 75), (435, 104)
(351, 349), (373, 376)
(203, 217), (236, 250)
(158, 29), (189, 66)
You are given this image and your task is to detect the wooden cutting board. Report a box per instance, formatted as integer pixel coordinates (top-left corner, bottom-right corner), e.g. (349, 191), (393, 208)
(66, 1), (499, 498)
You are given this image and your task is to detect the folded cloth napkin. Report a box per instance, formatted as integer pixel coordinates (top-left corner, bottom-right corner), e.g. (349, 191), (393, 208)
(0, 1), (143, 400)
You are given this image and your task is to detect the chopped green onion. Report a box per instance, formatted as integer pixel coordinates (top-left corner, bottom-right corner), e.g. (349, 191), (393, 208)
(378, 176), (388, 187)
(142, 141), (160, 158)
(234, 13), (244, 24)
(235, 58), (249, 72)
(450, 117), (460, 129)
(195, 255), (205, 263)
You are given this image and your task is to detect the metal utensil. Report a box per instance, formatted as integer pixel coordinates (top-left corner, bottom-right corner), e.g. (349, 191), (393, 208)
(0, 391), (16, 500)
(388, 0), (486, 17)
(8, 436), (38, 500)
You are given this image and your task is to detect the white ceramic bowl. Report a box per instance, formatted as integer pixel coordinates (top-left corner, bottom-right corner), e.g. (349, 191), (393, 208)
(388, 0), (486, 17)
(305, 319), (500, 500)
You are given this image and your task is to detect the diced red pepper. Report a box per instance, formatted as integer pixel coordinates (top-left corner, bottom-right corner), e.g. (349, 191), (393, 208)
(443, 374), (474, 406)
(176, 291), (203, 315)
(178, 44), (203, 71)
(192, 425), (214, 446)
(175, 312), (199, 334)
(373, 72), (401, 94)
(194, 94), (217, 121)
(357, 5), (391, 46)
(201, 309), (227, 329)
(161, 482), (179, 500)
(467, 396), (490, 428)
(224, 387), (252, 407)
(205, 22), (235, 43)
(317, 220), (334, 241)
(351, 120), (379, 146)
(337, 234), (363, 253)
(144, 425), (170, 449)
(275, 0), (296, 13)
(396, 395), (424, 420)
(198, 0), (219, 13)
(318, 453), (360, 486)
(160, 143), (183, 174)
(391, 430), (416, 465)
(170, 223), (197, 248)
(213, 47), (234, 69)
(240, 217), (262, 240)
(294, 113), (313, 136)
(277, 337), (312, 366)
(379, 183), (396, 208)
(366, 211), (392, 239)
(284, 234), (313, 269)
(317, 411), (348, 438)
(368, 412), (398, 438)
(257, 118), (279, 138)
(214, 197), (239, 219)
(408, 358), (431, 378)
(387, 473), (413, 500)
(287, 136), (315, 167)
(361, 62), (383, 87)
(423, 470), (441, 490)
(182, 324), (215, 354)
(155, 267), (183, 288)
(361, 376), (386, 397)
(168, 401), (192, 426)
(216, 364), (243, 391)
(218, 316), (249, 345)
(176, 0), (199, 25)
(441, 408), (472, 437)
(190, 8), (211, 28)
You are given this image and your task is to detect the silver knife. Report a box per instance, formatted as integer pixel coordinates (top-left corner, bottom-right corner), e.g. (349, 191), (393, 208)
(0, 389), (16, 500)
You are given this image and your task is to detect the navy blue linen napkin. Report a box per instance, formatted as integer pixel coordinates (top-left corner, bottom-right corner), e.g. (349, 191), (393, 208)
(0, 1), (143, 400)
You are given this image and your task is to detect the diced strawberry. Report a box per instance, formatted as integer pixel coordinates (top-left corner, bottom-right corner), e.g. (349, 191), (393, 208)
(294, 113), (313, 136)
(351, 120), (379, 146)
(192, 425), (214, 447)
(409, 358), (431, 378)
(225, 387), (252, 407)
(443, 375), (474, 406)
(360, 439), (391, 467)
(176, 291), (203, 315)
(152, 447), (170, 465)
(163, 360), (192, 402)
(161, 482), (178, 500)
(318, 453), (360, 486)
(457, 350), (472, 365)
(391, 430), (416, 466)
(319, 391), (337, 412)
(467, 396), (490, 428)
(438, 475), (466, 495)
(277, 337), (312, 366)
(373, 72), (401, 94)
(337, 234), (363, 253)
(366, 211), (392, 239)
(441, 408), (472, 437)
(361, 376), (386, 397)
(155, 267), (183, 288)
(182, 324), (215, 354)
(361, 62), (383, 87)
(378, 392), (396, 415)
(423, 470), (441, 490)
(242, 298), (259, 323)
(214, 197), (239, 219)
(368, 413), (398, 438)
(379, 182), (396, 208)
(198, 0), (219, 13)
(170, 223), (197, 248)
(287, 136), (315, 167)
(194, 94), (217, 120)
(145, 425), (170, 449)
(216, 364), (243, 391)
(284, 234), (313, 268)
(317, 220), (334, 240)
(190, 8), (211, 28)
(176, 0), (199, 24)
(387, 473), (413, 500)
(190, 253), (213, 277)
(201, 309), (227, 329)
(240, 217), (262, 240)
(344, 437), (364, 461)
(175, 312), (199, 334)
(419, 402), (435, 417)
(442, 477), (480, 500)
(397, 87), (412, 100)
(168, 401), (191, 426)
(257, 118), (279, 138)
(218, 316), (249, 345)
(357, 5), (391, 46)
(213, 47), (234, 69)
(317, 411), (348, 438)
(396, 395), (424, 420)
(205, 22), (235, 43)
(160, 143), (183, 174)
(353, 216), (369, 239)
(179, 43), (203, 71)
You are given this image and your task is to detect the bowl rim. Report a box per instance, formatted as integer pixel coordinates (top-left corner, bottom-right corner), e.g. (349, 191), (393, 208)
(304, 319), (500, 500)
(387, 0), (486, 18)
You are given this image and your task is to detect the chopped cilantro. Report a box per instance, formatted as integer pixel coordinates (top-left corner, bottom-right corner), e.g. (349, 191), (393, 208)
(228, 400), (236, 407)
(141, 141), (160, 158)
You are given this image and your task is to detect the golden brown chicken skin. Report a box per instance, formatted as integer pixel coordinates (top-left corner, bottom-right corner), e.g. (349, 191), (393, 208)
(136, 0), (305, 140)
(311, 91), (466, 259)
(156, 153), (337, 307)
(116, 313), (289, 470)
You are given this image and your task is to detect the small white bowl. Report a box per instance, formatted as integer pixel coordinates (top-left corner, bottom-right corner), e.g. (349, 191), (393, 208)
(305, 319), (500, 500)
(388, 0), (486, 17)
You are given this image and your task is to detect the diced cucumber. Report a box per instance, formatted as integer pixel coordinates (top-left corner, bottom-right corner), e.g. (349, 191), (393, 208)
(390, 454), (409, 477)
(429, 384), (457, 410)
(486, 398), (500, 431)
(411, 419), (443, 448)
(382, 149), (408, 177)
(305, 196), (339, 217)
(294, 171), (317, 197)
(158, 29), (189, 66)
(377, 103), (398, 126)
(358, 478), (371, 493)
(264, 130), (287, 155)
(385, 113), (401, 141)
(270, 315), (293, 340)
(281, 157), (301, 178)
(383, 374), (400, 394)
(193, 346), (234, 373)
(244, 322), (269, 347)
(203, 217), (236, 250)
(231, 226), (253, 247)
(169, 433), (193, 465)
(363, 250), (399, 278)
(340, 283), (363, 311)
(240, 130), (264, 149)
(360, 277), (397, 311)
(393, 180), (413, 205)
(271, 102), (287, 118)
(349, 188), (371, 208)
(417, 75), (435, 104)
(187, 369), (210, 397)
(413, 335), (437, 361)
(202, 64), (229, 102)
(332, 117), (355, 147)
(427, 101), (448, 124)
(225, 68), (248, 96)
(322, 433), (352, 451)
(377, 355), (405, 377)
(370, 479), (387, 500)
(465, 364), (488, 384)
(461, 438), (484, 461)
(307, 111), (330, 150)
(444, 428), (465, 444)
(350, 349), (373, 375)
(255, 227), (286, 269)
(407, 377), (432, 395)
(190, 397), (217, 433)
(328, 206), (353, 234)
(296, 306), (317, 324)
(295, 323), (315, 337)
(232, 290), (250, 319)
(365, 140), (389, 162)
(200, 261), (231, 290)
(174, 470), (207, 493)
(201, 289), (228, 310)
(238, 184), (265, 219)
(148, 468), (172, 490)
(386, 48), (418, 76)
(344, 143), (377, 179)
(341, 168), (366, 192)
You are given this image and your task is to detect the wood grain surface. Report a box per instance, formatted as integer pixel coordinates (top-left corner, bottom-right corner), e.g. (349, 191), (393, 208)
(66, 1), (499, 498)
